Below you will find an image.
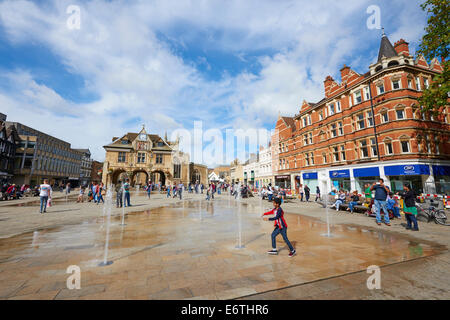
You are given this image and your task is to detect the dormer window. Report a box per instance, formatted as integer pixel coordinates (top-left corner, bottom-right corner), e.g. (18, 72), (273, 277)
(121, 140), (129, 145)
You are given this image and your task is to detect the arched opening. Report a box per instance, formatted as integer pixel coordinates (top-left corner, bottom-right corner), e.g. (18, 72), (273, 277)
(131, 170), (149, 187)
(151, 170), (166, 186)
(388, 60), (399, 67)
(112, 169), (128, 185)
(191, 169), (201, 184)
(375, 65), (383, 72)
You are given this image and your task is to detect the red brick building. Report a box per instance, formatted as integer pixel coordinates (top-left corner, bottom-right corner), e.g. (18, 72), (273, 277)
(272, 33), (450, 195)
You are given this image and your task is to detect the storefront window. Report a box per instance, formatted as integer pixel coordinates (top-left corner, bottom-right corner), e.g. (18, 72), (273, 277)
(389, 176), (424, 194)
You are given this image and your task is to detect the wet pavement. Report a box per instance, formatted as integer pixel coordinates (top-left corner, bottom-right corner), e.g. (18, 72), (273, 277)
(0, 199), (445, 300)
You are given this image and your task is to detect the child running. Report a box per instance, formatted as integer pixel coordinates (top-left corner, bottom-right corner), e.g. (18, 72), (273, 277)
(262, 197), (296, 257)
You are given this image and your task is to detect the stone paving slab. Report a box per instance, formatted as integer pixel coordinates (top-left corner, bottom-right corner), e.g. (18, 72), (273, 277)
(0, 196), (447, 300)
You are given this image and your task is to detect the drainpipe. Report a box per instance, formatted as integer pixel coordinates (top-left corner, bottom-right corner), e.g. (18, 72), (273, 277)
(368, 81), (381, 161)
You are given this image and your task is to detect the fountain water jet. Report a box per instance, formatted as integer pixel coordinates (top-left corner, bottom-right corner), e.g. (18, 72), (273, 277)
(235, 182), (245, 249)
(120, 183), (126, 226)
(99, 187), (113, 266)
(321, 193), (333, 238)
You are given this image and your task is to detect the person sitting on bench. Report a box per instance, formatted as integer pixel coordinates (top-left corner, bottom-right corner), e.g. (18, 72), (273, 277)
(346, 191), (360, 214)
(331, 189), (346, 211)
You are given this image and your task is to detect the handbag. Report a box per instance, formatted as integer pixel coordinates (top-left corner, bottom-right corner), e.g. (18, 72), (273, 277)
(47, 198), (52, 207)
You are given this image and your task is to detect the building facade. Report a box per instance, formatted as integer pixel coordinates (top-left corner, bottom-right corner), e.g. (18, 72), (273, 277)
(74, 149), (93, 186)
(273, 33), (450, 195)
(209, 165), (231, 183)
(102, 126), (207, 187)
(0, 116), (19, 184)
(255, 145), (273, 188)
(7, 122), (83, 187)
(243, 153), (259, 188)
(230, 159), (244, 185)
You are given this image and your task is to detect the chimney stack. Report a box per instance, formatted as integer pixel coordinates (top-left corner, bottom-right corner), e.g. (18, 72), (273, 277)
(394, 39), (409, 56)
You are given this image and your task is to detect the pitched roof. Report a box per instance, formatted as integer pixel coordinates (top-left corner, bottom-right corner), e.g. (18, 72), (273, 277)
(104, 132), (173, 151)
(377, 34), (398, 62)
(281, 116), (296, 131)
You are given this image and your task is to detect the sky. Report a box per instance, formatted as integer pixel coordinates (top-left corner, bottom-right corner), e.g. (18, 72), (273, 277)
(0, 0), (429, 166)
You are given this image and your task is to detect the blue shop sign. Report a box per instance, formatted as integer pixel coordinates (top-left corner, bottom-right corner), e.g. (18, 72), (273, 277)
(384, 164), (430, 176)
(303, 172), (318, 180)
(353, 167), (380, 178)
(432, 165), (450, 176)
(329, 169), (350, 178)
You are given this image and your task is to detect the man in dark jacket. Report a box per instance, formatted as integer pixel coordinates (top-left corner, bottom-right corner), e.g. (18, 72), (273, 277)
(370, 179), (391, 226)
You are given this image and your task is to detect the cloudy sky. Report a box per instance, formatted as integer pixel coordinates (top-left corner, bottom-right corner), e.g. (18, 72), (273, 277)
(0, 0), (428, 165)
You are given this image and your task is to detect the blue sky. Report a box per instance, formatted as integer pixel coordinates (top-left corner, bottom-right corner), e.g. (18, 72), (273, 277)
(0, 0), (429, 165)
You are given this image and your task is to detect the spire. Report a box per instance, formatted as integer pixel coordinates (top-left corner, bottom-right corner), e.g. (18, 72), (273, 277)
(164, 131), (168, 141)
(377, 29), (398, 63)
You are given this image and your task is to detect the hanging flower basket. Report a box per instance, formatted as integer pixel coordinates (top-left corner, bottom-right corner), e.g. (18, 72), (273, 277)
(98, 170), (103, 176)
(108, 169), (113, 174)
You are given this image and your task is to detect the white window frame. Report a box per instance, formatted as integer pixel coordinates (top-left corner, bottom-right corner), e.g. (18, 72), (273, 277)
(416, 77), (421, 91)
(396, 109), (405, 120)
(363, 87), (370, 101)
(391, 79), (401, 90)
(400, 140), (410, 153)
(354, 91), (362, 104)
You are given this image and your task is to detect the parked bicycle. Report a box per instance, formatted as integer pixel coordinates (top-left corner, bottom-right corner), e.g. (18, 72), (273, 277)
(416, 202), (448, 226)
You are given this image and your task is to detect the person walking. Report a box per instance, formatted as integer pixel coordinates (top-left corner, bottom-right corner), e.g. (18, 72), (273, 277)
(370, 179), (390, 226)
(304, 185), (310, 202)
(267, 183), (274, 201)
(146, 180), (152, 199)
(166, 185), (171, 198)
(39, 179), (52, 214)
(398, 184), (419, 231)
(123, 179), (131, 207)
(299, 184), (304, 202)
(262, 197), (296, 257)
(315, 186), (321, 201)
(97, 183), (105, 205)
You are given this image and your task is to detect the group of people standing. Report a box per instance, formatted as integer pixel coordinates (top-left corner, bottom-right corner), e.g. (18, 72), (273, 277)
(298, 184), (321, 202)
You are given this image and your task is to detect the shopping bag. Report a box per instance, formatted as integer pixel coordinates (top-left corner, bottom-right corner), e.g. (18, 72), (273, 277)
(47, 198), (52, 207)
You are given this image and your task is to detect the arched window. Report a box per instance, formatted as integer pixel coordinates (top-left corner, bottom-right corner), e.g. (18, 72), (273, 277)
(388, 60), (399, 67)
(375, 65), (383, 72)
(399, 135), (411, 153)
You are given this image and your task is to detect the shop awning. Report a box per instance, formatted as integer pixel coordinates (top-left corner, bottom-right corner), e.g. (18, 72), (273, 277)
(329, 169), (350, 178)
(432, 165), (450, 176)
(384, 164), (430, 176)
(303, 172), (318, 180)
(353, 167), (380, 177)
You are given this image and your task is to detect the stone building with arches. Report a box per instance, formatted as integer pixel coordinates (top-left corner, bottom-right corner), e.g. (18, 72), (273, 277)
(102, 126), (207, 187)
(272, 32), (450, 195)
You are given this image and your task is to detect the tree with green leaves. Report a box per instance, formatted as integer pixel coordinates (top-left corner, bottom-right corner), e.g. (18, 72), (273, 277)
(417, 0), (449, 116)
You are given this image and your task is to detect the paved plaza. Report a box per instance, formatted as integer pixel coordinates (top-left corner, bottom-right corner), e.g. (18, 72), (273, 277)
(0, 192), (449, 300)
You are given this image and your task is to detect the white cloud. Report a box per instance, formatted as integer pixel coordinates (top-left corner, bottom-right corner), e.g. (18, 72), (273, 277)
(0, 0), (428, 164)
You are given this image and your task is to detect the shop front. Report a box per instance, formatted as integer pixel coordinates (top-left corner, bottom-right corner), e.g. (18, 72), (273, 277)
(384, 164), (430, 194)
(353, 167), (380, 194)
(275, 175), (291, 189)
(432, 165), (450, 195)
(329, 169), (351, 191)
(302, 172), (319, 192)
